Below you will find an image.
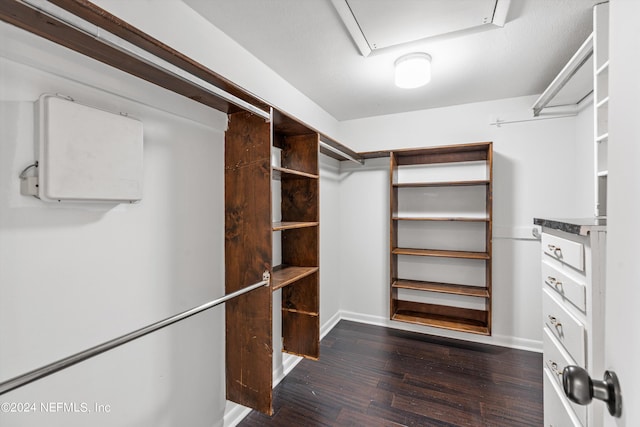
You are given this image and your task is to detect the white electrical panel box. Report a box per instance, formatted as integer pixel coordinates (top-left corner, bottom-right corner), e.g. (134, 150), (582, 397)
(35, 94), (143, 203)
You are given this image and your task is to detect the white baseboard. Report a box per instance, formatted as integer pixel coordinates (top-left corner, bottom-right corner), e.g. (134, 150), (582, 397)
(339, 310), (542, 353)
(320, 310), (342, 340)
(222, 402), (251, 427)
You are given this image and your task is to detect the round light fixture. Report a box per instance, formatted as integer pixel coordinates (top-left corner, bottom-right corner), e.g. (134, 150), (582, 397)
(394, 53), (432, 89)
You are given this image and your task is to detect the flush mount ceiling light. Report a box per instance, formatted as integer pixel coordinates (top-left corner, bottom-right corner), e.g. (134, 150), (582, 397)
(394, 53), (432, 89)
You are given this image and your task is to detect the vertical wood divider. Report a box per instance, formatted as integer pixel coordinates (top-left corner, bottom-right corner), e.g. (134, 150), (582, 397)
(225, 111), (273, 415)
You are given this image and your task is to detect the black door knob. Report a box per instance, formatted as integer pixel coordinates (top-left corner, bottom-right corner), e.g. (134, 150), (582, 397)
(562, 365), (622, 417)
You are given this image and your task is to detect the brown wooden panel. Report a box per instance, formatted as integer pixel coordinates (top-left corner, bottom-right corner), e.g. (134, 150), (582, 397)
(225, 111), (273, 414)
(281, 178), (319, 223)
(394, 141), (492, 157)
(282, 227), (319, 266)
(282, 272), (319, 313)
(272, 109), (315, 137)
(281, 310), (319, 359)
(282, 134), (319, 175)
(397, 150), (488, 166)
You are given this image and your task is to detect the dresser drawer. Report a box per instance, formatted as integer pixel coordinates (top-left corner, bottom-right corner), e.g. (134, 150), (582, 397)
(543, 327), (587, 426)
(542, 260), (587, 312)
(542, 233), (584, 272)
(543, 289), (585, 366)
(544, 368), (582, 427)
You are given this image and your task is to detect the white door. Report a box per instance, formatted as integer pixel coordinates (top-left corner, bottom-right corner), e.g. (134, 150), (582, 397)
(602, 1), (640, 425)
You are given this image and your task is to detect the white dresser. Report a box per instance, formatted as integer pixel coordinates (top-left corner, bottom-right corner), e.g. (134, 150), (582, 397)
(534, 218), (606, 427)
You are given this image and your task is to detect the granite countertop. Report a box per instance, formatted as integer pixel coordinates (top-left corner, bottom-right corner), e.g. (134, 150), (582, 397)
(533, 217), (607, 236)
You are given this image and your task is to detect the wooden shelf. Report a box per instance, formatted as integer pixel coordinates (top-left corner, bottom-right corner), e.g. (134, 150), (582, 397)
(282, 307), (319, 316)
(393, 216), (489, 222)
(272, 166), (319, 180)
(393, 279), (489, 298)
(272, 221), (319, 231)
(392, 310), (490, 335)
(271, 265), (319, 291)
(393, 142), (491, 165)
(391, 300), (489, 335)
(392, 247), (490, 260)
(393, 180), (489, 188)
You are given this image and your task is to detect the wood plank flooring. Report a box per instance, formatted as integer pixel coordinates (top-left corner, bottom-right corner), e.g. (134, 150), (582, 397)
(239, 320), (542, 426)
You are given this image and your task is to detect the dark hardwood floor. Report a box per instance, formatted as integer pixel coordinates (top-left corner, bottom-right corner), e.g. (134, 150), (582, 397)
(239, 320), (542, 427)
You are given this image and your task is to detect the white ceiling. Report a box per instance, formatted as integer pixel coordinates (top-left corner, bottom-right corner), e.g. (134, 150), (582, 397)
(184, 0), (599, 121)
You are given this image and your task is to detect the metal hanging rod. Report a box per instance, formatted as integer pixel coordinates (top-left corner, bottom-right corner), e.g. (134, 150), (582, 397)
(531, 33), (593, 117)
(489, 114), (577, 127)
(19, 0), (271, 121)
(0, 273), (270, 396)
(319, 140), (365, 165)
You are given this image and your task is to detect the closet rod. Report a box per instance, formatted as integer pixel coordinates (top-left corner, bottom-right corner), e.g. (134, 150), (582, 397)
(18, 0), (271, 121)
(0, 273), (270, 396)
(531, 33), (593, 117)
(319, 140), (365, 165)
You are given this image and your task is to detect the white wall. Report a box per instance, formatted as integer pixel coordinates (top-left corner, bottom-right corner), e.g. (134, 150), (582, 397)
(336, 95), (594, 349)
(0, 22), (227, 427)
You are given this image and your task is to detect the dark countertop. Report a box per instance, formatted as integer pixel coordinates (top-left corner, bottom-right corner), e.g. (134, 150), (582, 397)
(534, 217), (607, 236)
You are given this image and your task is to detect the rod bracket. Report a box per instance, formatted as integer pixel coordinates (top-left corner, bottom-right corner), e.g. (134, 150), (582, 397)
(262, 270), (271, 286)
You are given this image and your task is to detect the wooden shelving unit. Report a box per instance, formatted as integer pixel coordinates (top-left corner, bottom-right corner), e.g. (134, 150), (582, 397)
(271, 110), (320, 360)
(224, 109), (320, 415)
(390, 142), (493, 335)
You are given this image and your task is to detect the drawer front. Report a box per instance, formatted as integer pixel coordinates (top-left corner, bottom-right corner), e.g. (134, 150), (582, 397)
(544, 368), (583, 427)
(543, 289), (585, 366)
(542, 260), (587, 312)
(543, 328), (587, 425)
(542, 233), (584, 272)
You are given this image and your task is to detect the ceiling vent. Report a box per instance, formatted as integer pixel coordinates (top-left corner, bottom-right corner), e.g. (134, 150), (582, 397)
(332, 0), (511, 56)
